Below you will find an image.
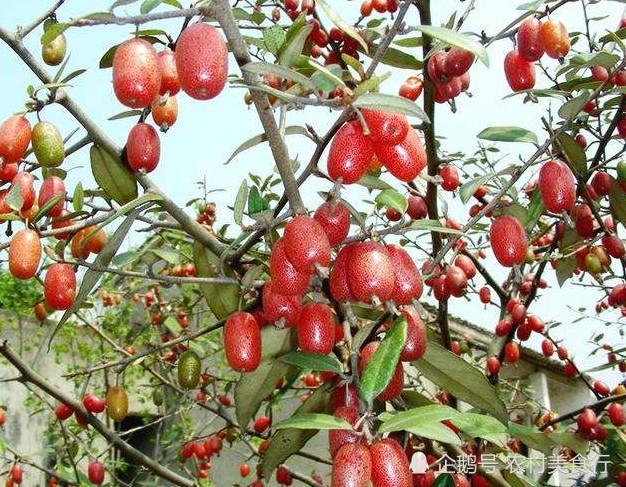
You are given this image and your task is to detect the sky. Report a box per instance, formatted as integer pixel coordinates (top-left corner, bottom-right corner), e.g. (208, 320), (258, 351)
(1, 0), (625, 383)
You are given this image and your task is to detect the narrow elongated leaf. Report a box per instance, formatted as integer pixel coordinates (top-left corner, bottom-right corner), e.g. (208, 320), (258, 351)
(33, 193), (66, 222)
(72, 183), (84, 212)
(279, 351), (343, 373)
(415, 25), (488, 66)
(406, 219), (464, 235)
(5, 184), (23, 211)
(234, 180), (248, 226)
(275, 413), (352, 431)
(477, 126), (538, 144)
(353, 93), (430, 122)
(99, 44), (118, 69)
(357, 174), (393, 190)
(375, 189), (408, 213)
(41, 22), (69, 45)
(525, 189), (545, 232)
(508, 422), (554, 454)
(279, 23), (313, 67)
(558, 94), (588, 121)
(89, 145), (137, 204)
(243, 62), (315, 91)
(555, 257), (577, 287)
(315, 0), (368, 52)
(433, 474), (455, 487)
(609, 183), (626, 227)
(557, 134), (587, 174)
(452, 412), (508, 446)
(364, 44), (423, 69)
(379, 404), (458, 433)
(459, 166), (516, 204)
(225, 126), (309, 164)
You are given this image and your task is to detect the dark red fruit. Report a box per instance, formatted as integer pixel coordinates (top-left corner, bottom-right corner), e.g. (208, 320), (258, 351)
(314, 201), (351, 245)
(328, 121), (375, 184)
(517, 18), (544, 61)
(573, 203), (595, 238)
(407, 195), (428, 219)
(263, 280), (302, 326)
(490, 215), (528, 267)
(298, 302), (336, 355)
(486, 356), (500, 375)
(577, 408), (597, 433)
(39, 175), (65, 217)
(347, 242), (395, 303)
(399, 76), (423, 101)
(112, 38), (161, 108)
(88, 461), (105, 484)
(9, 229), (41, 280)
(224, 311), (261, 372)
(609, 403), (625, 426)
(591, 171), (613, 197)
(270, 238), (310, 295)
(443, 47), (474, 77)
(427, 51), (447, 83)
(330, 245), (356, 302)
(329, 406), (362, 457)
(54, 403), (73, 420)
(386, 244), (423, 305)
(538, 160), (576, 213)
(11, 172), (35, 211)
(504, 50), (536, 92)
(479, 287), (491, 304)
(44, 263), (76, 310)
(375, 128), (426, 182)
(83, 393), (106, 413)
(332, 443), (371, 487)
(439, 165), (459, 191)
(541, 339), (554, 357)
(504, 341), (520, 363)
(361, 109), (409, 146)
(126, 123), (160, 173)
(602, 234), (625, 258)
(399, 305), (427, 361)
(369, 438), (412, 487)
(332, 380), (359, 410)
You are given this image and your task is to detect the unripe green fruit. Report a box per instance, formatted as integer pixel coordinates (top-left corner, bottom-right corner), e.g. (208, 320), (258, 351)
(42, 33), (67, 66)
(106, 385), (129, 422)
(585, 253), (602, 275)
(152, 387), (163, 406)
(618, 161), (626, 181)
(32, 121), (64, 167)
(178, 350), (201, 389)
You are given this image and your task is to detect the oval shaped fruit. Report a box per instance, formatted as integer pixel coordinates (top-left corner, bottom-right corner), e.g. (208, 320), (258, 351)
(538, 160), (576, 213)
(407, 195), (428, 220)
(540, 19), (570, 59)
(609, 403), (625, 427)
(176, 23), (228, 100)
(224, 311), (262, 372)
(386, 244), (423, 305)
(178, 350), (201, 388)
(332, 443), (372, 487)
(81, 226), (108, 254)
(573, 203), (595, 238)
(0, 162), (17, 182)
(298, 302), (336, 355)
(263, 280), (302, 326)
(443, 47), (474, 77)
(577, 407), (597, 433)
(399, 76), (423, 101)
(314, 201), (351, 246)
(504, 50), (536, 92)
(87, 461), (105, 485)
(327, 120), (374, 184)
(427, 51), (447, 83)
(504, 341), (520, 363)
(113, 38), (161, 108)
(347, 242), (395, 303)
(517, 18), (544, 61)
(591, 171), (613, 197)
(369, 438), (412, 487)
(603, 234), (625, 258)
(329, 406), (362, 457)
(489, 215), (528, 267)
(157, 49), (180, 95)
(32, 121), (65, 167)
(399, 305), (426, 361)
(38, 175), (65, 217)
(0, 115), (31, 164)
(42, 28), (67, 66)
(360, 341), (404, 401)
(375, 129), (426, 182)
(151, 95), (178, 128)
(439, 165), (459, 191)
(9, 229), (41, 280)
(126, 123), (160, 173)
(283, 215), (331, 272)
(44, 263), (76, 310)
(106, 385), (129, 422)
(361, 109), (409, 146)
(330, 244), (356, 302)
(270, 238), (310, 296)
(11, 172), (36, 211)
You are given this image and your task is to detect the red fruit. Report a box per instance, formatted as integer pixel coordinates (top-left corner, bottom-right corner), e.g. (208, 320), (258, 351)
(54, 403), (73, 420)
(224, 311), (261, 372)
(283, 215), (331, 272)
(332, 443), (372, 487)
(609, 403), (625, 426)
(329, 406), (362, 457)
(451, 340), (462, 355)
(577, 408), (597, 433)
(427, 51), (447, 83)
(591, 171), (613, 197)
(270, 238), (310, 295)
(399, 76), (423, 101)
(479, 287), (491, 304)
(330, 245), (356, 302)
(83, 394), (106, 413)
(454, 255), (476, 279)
(504, 50), (536, 92)
(112, 38), (161, 108)
(453, 474), (471, 487)
(0, 115), (31, 164)
(10, 465), (22, 484)
(573, 203), (595, 238)
(263, 280), (301, 325)
(504, 342), (520, 363)
(240, 464), (250, 478)
(176, 23), (228, 100)
(385, 207), (402, 221)
(538, 160), (576, 213)
(375, 128), (426, 182)
(618, 471), (626, 487)
(314, 201), (351, 245)
(347, 242), (395, 303)
(38, 176), (65, 217)
(399, 305), (427, 361)
(254, 416), (271, 433)
(372, 0), (387, 13)
(9, 229), (41, 280)
(490, 215), (528, 267)
(0, 162), (17, 182)
(327, 121), (374, 184)
(332, 380), (359, 410)
(151, 95), (178, 128)
(157, 49), (180, 95)
(563, 361), (577, 378)
(444, 266), (468, 298)
(486, 356), (501, 375)
(369, 438), (412, 487)
(443, 47), (474, 77)
(517, 17), (544, 61)
(126, 123), (160, 173)
(361, 0), (373, 16)
(407, 195), (428, 220)
(298, 302), (336, 355)
(602, 234), (625, 258)
(527, 315), (544, 333)
(439, 165), (459, 191)
(510, 303), (527, 324)
(276, 465), (293, 485)
(591, 65), (609, 82)
(44, 263), (76, 310)
(593, 380), (610, 397)
(361, 109), (409, 146)
(360, 341), (404, 401)
(386, 244), (423, 305)
(540, 20), (570, 59)
(88, 461), (105, 485)
(434, 77), (463, 103)
(575, 133), (587, 148)
(11, 172), (35, 211)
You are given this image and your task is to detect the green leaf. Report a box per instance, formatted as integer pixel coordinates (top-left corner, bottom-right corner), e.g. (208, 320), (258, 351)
(413, 341), (508, 423)
(406, 219), (464, 236)
(458, 166), (516, 204)
(248, 186), (270, 215)
(315, 0), (368, 53)
(279, 351), (343, 373)
(452, 412), (508, 447)
(525, 189), (545, 232)
(432, 474), (454, 487)
(555, 257), (577, 287)
(5, 183), (23, 212)
(379, 404), (458, 433)
(508, 422), (554, 455)
(99, 44), (118, 69)
(108, 109), (144, 121)
(609, 182), (626, 228)
(357, 174), (393, 190)
(41, 22), (69, 46)
(279, 23), (313, 67)
(140, 0), (162, 13)
(359, 317), (407, 403)
(557, 134), (587, 174)
(365, 44), (423, 70)
(151, 247), (180, 265)
(225, 126), (309, 164)
(234, 180), (248, 226)
(275, 413), (352, 431)
(375, 189), (407, 213)
(353, 92), (430, 123)
(33, 192), (66, 222)
(415, 25), (488, 66)
(558, 94), (588, 121)
(309, 61), (345, 91)
(89, 145), (138, 205)
(477, 126), (538, 144)
(243, 62), (315, 91)
(353, 73), (392, 98)
(264, 25), (286, 55)
(72, 182), (84, 212)
(262, 382), (333, 478)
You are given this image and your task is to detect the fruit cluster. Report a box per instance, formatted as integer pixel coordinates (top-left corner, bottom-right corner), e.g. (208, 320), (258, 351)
(427, 48), (473, 104)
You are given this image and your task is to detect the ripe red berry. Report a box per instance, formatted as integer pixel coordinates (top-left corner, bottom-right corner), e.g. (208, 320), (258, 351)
(504, 342), (520, 363)
(593, 380), (610, 397)
(360, 341), (403, 401)
(126, 123), (160, 173)
(577, 408), (597, 433)
(369, 438), (412, 487)
(283, 215), (331, 273)
(314, 201), (351, 245)
(270, 238), (310, 296)
(44, 263), (76, 310)
(112, 38), (161, 108)
(517, 17), (544, 61)
(297, 302), (336, 355)
(276, 465), (293, 485)
(88, 461), (105, 485)
(609, 403), (625, 426)
(386, 244), (423, 305)
(39, 176), (65, 218)
(398, 305), (427, 361)
(602, 234), (625, 258)
(375, 128), (426, 182)
(407, 195), (428, 219)
(0, 115), (31, 164)
(329, 405), (362, 457)
(347, 242), (395, 303)
(263, 280), (302, 325)
(224, 311), (261, 372)
(157, 49), (180, 95)
(591, 171), (613, 197)
(439, 165), (460, 191)
(331, 443), (372, 487)
(54, 403), (73, 421)
(361, 109), (409, 146)
(504, 50), (536, 92)
(486, 356), (501, 375)
(490, 215), (528, 267)
(327, 120), (374, 184)
(240, 463), (250, 478)
(83, 394), (106, 414)
(399, 76), (423, 101)
(11, 172), (36, 211)
(254, 416), (271, 433)
(538, 160), (576, 213)
(443, 47), (474, 77)
(329, 245), (356, 302)
(479, 287), (491, 304)
(540, 19), (570, 59)
(9, 229), (41, 280)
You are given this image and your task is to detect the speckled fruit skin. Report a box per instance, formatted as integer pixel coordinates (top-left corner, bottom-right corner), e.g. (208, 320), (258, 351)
(329, 406), (362, 457)
(398, 305), (426, 361)
(360, 342), (404, 401)
(347, 242), (395, 303)
(32, 121), (65, 167)
(157, 49), (180, 95)
(12, 172), (36, 211)
(327, 121), (375, 184)
(443, 47), (474, 77)
(331, 379), (359, 410)
(270, 238), (310, 295)
(39, 176), (65, 217)
(361, 109), (409, 146)
(369, 438), (412, 487)
(407, 195), (428, 220)
(332, 443), (371, 487)
(112, 38), (161, 108)
(9, 229), (41, 280)
(106, 385), (129, 422)
(175, 23), (228, 100)
(591, 171), (613, 197)
(517, 18), (544, 61)
(427, 51), (447, 83)
(504, 341), (520, 363)
(297, 302), (336, 355)
(88, 461), (105, 485)
(490, 215), (528, 267)
(178, 350), (201, 388)
(263, 280), (302, 326)
(314, 201), (351, 245)
(151, 95), (178, 128)
(283, 215), (331, 273)
(0, 115), (31, 164)
(330, 245), (356, 302)
(386, 244), (423, 305)
(375, 129), (426, 182)
(573, 203), (595, 238)
(439, 165), (459, 191)
(540, 20), (570, 59)
(126, 123), (160, 173)
(44, 263), (76, 310)
(224, 311), (261, 372)
(538, 159), (576, 213)
(504, 50), (536, 92)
